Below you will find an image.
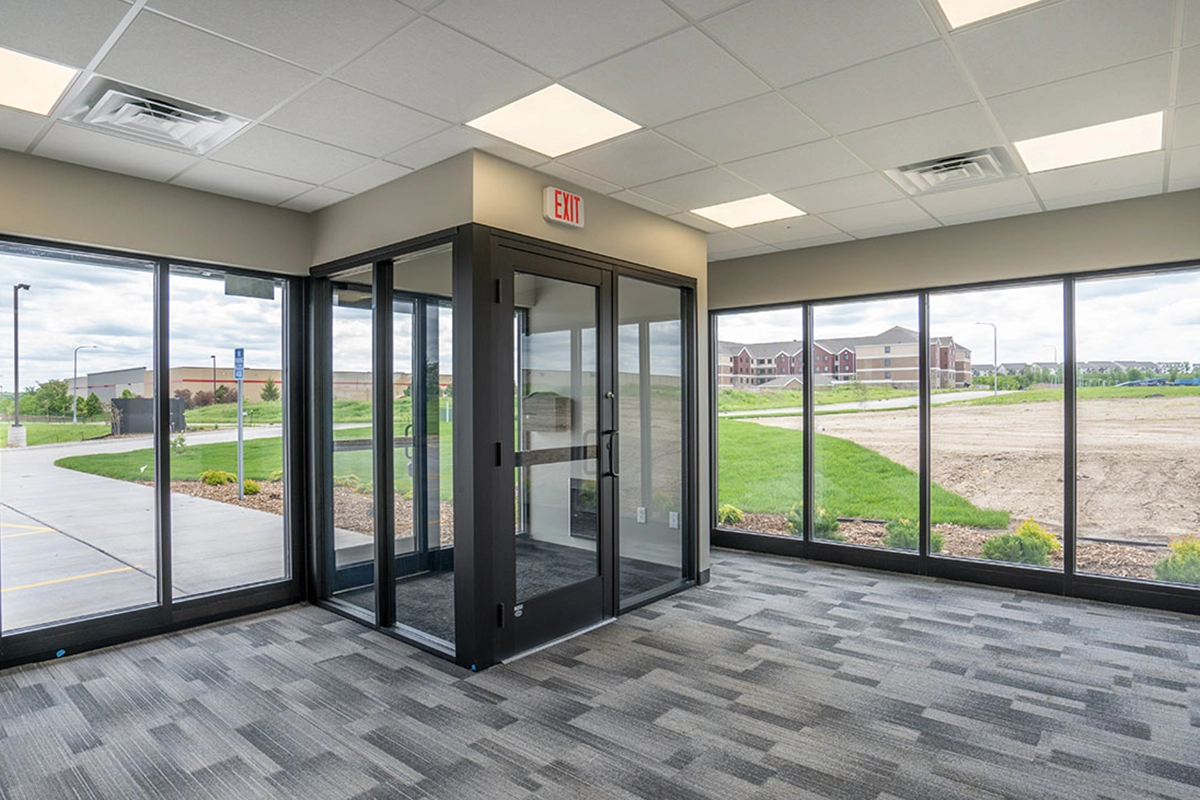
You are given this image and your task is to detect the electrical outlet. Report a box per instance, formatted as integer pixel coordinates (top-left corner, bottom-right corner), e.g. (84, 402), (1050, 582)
(636, 507), (646, 523)
(669, 512), (679, 529)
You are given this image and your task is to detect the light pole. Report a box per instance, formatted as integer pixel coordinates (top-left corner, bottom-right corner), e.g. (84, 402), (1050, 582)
(12, 283), (30, 431)
(210, 354), (216, 397)
(976, 321), (997, 396)
(73, 344), (97, 424)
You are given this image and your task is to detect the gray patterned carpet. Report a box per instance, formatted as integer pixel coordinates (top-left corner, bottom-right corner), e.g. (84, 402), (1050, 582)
(2, 548), (1198, 799)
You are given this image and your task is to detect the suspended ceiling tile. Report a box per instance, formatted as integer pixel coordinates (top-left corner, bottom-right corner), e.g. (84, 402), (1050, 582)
(709, 244), (779, 261)
(847, 217), (941, 240)
(172, 161), (314, 205)
(211, 126), (372, 185)
(536, 162), (623, 195)
(913, 178), (1037, 217)
(557, 131), (710, 188)
(147, 0), (415, 73)
(1169, 144), (1200, 191)
(1174, 103), (1200, 150)
(0, 107), (47, 152)
(326, 160), (412, 194)
(564, 27), (767, 127)
(785, 42), (975, 135)
(952, 0), (1175, 97)
(670, 0), (748, 22)
(707, 230), (771, 254)
(1178, 46), (1200, 108)
(988, 55), (1172, 142)
(820, 198), (935, 236)
(735, 215), (842, 246)
(1186, 0), (1200, 46)
(430, 0), (686, 77)
(668, 211), (726, 233)
(337, 17), (546, 124)
(725, 139), (871, 193)
(839, 103), (999, 171)
(98, 12), (316, 118)
(266, 80), (448, 158)
(631, 167), (760, 209)
(929, 201), (1042, 227)
(33, 122), (198, 181)
(777, 172), (904, 214)
(608, 190), (682, 216)
(656, 92), (826, 164)
(772, 231), (855, 251)
(0, 0), (129, 67)
(384, 126), (547, 171)
(280, 186), (353, 212)
(703, 0), (938, 87)
(1030, 151), (1166, 210)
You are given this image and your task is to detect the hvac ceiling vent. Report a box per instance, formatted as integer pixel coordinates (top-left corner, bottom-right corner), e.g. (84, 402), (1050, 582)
(62, 77), (247, 154)
(884, 147), (1020, 195)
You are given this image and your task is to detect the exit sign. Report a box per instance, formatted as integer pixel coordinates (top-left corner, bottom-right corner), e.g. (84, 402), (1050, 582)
(543, 187), (584, 228)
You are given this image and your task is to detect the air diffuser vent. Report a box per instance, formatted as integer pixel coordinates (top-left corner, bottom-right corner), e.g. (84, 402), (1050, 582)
(63, 76), (247, 154)
(884, 147), (1019, 195)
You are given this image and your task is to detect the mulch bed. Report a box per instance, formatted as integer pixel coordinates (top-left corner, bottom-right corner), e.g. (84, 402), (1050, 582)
(738, 513), (1163, 580)
(168, 481), (455, 547)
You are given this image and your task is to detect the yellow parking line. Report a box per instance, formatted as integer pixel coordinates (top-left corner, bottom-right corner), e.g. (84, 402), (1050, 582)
(1, 565), (143, 594)
(0, 523), (54, 531)
(1, 530), (53, 540)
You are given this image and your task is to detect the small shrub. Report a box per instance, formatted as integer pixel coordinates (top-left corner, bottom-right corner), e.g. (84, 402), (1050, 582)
(884, 518), (943, 553)
(717, 504), (744, 526)
(981, 533), (1052, 566)
(1014, 517), (1060, 553)
(192, 390), (216, 408)
(268, 469), (284, 482)
(334, 474), (373, 494)
(786, 502), (843, 540)
(200, 469), (236, 486)
(242, 479), (262, 495)
(170, 433), (187, 454)
(1154, 534), (1200, 585)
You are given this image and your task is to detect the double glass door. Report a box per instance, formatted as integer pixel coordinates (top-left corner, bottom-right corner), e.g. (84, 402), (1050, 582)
(503, 247), (692, 658)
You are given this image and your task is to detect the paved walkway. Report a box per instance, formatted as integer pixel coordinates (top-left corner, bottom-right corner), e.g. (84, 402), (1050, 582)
(720, 389), (1013, 417)
(1, 426), (289, 631)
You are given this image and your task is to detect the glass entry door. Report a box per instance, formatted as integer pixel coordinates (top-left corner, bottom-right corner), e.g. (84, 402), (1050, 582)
(505, 255), (613, 656)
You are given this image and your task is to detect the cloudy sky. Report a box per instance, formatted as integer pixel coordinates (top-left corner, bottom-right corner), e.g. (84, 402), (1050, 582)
(718, 272), (1200, 367)
(5, 248), (1198, 393)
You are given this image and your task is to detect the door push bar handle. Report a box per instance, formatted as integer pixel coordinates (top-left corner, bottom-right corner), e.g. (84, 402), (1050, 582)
(606, 429), (619, 478)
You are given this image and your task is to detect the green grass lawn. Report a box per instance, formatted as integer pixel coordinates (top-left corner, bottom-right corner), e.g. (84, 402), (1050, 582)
(183, 398), (426, 426)
(1, 423), (110, 447)
(717, 418), (1009, 528)
(951, 385), (1200, 407)
(55, 424), (455, 499)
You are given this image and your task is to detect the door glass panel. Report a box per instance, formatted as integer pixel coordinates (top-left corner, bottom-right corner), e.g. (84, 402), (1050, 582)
(392, 246), (455, 646)
(617, 276), (685, 604)
(329, 269), (375, 611)
(514, 272), (599, 601)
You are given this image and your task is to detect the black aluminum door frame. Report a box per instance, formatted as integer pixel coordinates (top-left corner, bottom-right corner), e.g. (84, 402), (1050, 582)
(495, 243), (617, 659)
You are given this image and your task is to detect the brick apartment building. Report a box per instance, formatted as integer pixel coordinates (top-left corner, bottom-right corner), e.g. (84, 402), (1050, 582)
(718, 326), (971, 390)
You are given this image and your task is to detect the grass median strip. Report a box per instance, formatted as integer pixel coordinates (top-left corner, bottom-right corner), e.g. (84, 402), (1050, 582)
(717, 418), (1008, 527)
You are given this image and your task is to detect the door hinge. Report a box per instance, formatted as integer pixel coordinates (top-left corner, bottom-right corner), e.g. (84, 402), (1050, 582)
(495, 441), (502, 466)
(495, 278), (502, 304)
(497, 603), (505, 628)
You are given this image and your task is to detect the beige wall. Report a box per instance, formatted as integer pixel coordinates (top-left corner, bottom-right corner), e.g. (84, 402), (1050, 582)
(308, 152), (473, 266)
(0, 150), (311, 274)
(710, 188), (1200, 309)
(469, 151), (711, 570)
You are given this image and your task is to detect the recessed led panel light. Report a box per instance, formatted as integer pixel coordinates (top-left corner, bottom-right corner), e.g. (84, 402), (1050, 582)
(691, 195), (806, 228)
(466, 84), (640, 158)
(0, 46), (78, 115)
(1014, 112), (1164, 173)
(936, 0), (1044, 28)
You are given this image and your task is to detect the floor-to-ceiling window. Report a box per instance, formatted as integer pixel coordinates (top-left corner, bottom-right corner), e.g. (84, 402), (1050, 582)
(0, 238), (298, 667)
(712, 261), (1200, 613)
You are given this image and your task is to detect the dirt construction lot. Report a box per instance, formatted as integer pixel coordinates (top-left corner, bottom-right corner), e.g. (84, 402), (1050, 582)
(754, 395), (1200, 544)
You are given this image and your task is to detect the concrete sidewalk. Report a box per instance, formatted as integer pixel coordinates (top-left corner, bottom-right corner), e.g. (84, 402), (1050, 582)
(720, 389), (1015, 417)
